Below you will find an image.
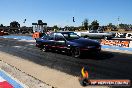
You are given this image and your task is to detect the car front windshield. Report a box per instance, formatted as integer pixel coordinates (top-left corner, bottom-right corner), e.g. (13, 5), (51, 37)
(62, 32), (80, 40)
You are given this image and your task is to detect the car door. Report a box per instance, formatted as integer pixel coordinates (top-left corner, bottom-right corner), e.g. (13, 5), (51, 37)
(55, 33), (67, 51)
(47, 33), (56, 49)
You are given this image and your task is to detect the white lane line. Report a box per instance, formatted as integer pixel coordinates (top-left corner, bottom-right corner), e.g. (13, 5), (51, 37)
(18, 40), (35, 42)
(115, 49), (119, 50)
(14, 38), (17, 39)
(103, 48), (110, 49)
(12, 46), (22, 48)
(21, 39), (26, 40)
(28, 44), (34, 46)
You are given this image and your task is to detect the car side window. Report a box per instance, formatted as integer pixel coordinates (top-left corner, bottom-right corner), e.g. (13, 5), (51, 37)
(48, 33), (55, 40)
(55, 33), (65, 41)
(42, 35), (49, 40)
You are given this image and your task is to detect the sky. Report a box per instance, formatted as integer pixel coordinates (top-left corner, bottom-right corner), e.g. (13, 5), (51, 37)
(0, 0), (132, 27)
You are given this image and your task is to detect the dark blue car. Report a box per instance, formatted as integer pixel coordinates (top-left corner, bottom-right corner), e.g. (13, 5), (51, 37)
(36, 32), (101, 58)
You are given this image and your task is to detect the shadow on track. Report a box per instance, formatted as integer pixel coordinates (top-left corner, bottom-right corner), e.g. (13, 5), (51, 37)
(79, 51), (114, 60)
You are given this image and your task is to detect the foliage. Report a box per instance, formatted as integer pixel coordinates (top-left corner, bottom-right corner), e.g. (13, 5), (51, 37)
(89, 20), (99, 30)
(107, 23), (117, 30)
(53, 25), (59, 32)
(69, 26), (76, 31)
(83, 19), (89, 30)
(0, 24), (3, 27)
(10, 21), (20, 28)
(119, 23), (131, 29)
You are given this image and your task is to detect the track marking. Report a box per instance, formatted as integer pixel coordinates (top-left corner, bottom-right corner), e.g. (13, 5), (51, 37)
(0, 68), (28, 88)
(13, 38), (17, 39)
(104, 48), (109, 49)
(0, 76), (6, 82)
(12, 46), (22, 48)
(28, 44), (34, 46)
(115, 49), (119, 50)
(21, 39), (26, 40)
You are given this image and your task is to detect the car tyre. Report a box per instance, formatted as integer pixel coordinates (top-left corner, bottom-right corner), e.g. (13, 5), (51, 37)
(95, 51), (101, 57)
(71, 47), (81, 58)
(41, 45), (48, 52)
(104, 36), (108, 40)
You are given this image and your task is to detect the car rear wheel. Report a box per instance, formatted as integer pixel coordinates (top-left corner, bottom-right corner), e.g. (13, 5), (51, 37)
(71, 47), (81, 58)
(41, 45), (48, 52)
(104, 36), (111, 40)
(104, 36), (108, 40)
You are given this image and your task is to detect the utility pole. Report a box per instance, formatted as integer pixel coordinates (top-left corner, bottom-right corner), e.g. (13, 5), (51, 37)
(117, 16), (120, 28)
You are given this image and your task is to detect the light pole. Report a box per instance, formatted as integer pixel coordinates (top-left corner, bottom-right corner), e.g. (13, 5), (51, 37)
(117, 16), (120, 28)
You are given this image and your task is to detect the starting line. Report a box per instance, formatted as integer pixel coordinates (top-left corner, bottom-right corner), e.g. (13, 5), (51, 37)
(0, 69), (26, 88)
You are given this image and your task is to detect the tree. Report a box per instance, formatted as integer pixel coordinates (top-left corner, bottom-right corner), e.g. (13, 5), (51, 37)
(107, 23), (117, 30)
(119, 23), (129, 29)
(10, 21), (20, 34)
(69, 26), (75, 31)
(0, 24), (4, 31)
(107, 23), (113, 27)
(83, 19), (89, 30)
(10, 21), (20, 28)
(64, 26), (69, 31)
(0, 24), (3, 27)
(53, 25), (59, 32)
(90, 20), (99, 30)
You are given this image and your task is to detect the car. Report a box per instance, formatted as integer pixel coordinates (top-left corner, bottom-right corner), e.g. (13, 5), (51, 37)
(0, 31), (9, 36)
(36, 32), (101, 58)
(75, 30), (115, 40)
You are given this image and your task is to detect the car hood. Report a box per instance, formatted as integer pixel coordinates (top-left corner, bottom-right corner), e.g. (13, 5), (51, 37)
(68, 38), (100, 46)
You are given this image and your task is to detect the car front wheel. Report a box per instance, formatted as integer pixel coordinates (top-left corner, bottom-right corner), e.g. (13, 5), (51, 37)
(71, 47), (81, 58)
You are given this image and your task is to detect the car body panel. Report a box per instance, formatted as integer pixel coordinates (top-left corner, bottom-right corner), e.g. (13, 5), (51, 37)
(75, 31), (115, 39)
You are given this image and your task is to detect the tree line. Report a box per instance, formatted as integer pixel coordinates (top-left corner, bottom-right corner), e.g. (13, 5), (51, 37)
(0, 19), (132, 34)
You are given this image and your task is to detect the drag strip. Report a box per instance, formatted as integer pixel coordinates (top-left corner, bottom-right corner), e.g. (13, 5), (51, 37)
(1, 35), (132, 52)
(0, 38), (132, 82)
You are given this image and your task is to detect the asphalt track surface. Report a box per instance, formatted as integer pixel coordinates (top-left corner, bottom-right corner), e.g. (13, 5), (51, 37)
(0, 38), (132, 87)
